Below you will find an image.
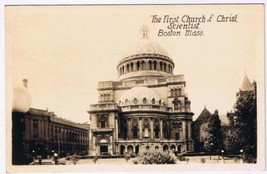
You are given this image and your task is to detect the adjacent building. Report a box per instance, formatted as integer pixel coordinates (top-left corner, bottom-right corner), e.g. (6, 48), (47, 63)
(88, 26), (194, 156)
(12, 80), (89, 164)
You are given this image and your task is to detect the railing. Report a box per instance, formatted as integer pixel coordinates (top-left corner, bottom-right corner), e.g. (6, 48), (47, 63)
(90, 103), (118, 111)
(98, 75), (185, 89)
(120, 104), (167, 112)
(118, 53), (174, 64)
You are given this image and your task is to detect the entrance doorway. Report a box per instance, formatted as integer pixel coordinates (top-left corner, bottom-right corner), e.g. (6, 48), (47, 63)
(100, 145), (108, 154)
(120, 146), (125, 155)
(135, 146), (139, 155)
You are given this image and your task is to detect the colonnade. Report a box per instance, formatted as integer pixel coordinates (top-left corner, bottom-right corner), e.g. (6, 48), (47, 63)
(118, 59), (174, 76)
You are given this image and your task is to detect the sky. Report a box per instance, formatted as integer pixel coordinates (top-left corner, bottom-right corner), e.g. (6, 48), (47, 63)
(6, 5), (264, 124)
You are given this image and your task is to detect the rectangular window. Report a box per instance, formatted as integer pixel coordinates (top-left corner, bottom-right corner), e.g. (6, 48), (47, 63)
(101, 121), (106, 128)
(33, 120), (38, 128)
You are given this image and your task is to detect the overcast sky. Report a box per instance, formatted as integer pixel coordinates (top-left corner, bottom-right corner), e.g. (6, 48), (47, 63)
(6, 5), (264, 123)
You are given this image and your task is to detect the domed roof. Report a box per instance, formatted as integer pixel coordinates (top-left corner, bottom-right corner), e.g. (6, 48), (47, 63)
(12, 79), (32, 113)
(124, 25), (169, 57)
(118, 86), (163, 105)
(127, 38), (169, 57)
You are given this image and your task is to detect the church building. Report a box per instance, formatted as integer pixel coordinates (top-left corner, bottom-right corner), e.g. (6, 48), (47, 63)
(88, 26), (194, 156)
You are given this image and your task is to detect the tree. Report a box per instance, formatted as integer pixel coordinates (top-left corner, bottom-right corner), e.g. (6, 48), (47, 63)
(203, 110), (222, 157)
(226, 90), (256, 163)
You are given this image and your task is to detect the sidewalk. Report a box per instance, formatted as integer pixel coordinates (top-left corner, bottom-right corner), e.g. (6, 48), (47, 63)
(30, 159), (54, 165)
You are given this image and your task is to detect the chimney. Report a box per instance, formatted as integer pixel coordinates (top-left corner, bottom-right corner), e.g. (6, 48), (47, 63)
(23, 79), (28, 89)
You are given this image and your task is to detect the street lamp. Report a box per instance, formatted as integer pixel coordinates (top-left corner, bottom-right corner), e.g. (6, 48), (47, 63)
(32, 150), (35, 162)
(221, 150), (224, 164)
(54, 153), (58, 165)
(240, 149), (243, 164)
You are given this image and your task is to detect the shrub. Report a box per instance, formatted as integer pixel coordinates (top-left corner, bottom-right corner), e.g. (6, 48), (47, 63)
(185, 158), (189, 164)
(200, 158), (206, 163)
(132, 159), (138, 164)
(58, 158), (66, 165)
(124, 154), (131, 162)
(93, 156), (98, 163)
(136, 151), (177, 164)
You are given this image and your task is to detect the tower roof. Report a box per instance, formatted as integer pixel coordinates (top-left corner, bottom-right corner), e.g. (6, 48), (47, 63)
(198, 107), (212, 118)
(241, 75), (254, 91)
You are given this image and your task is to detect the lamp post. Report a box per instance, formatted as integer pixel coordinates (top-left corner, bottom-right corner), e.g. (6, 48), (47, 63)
(240, 149), (243, 164)
(54, 153), (58, 165)
(221, 150), (224, 164)
(32, 150), (35, 162)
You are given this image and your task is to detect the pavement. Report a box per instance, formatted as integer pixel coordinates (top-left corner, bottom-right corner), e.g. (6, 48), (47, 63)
(30, 159), (54, 165)
(29, 155), (244, 165)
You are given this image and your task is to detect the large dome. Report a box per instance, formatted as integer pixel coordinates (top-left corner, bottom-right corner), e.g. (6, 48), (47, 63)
(118, 86), (164, 106)
(125, 37), (169, 57)
(12, 79), (32, 113)
(117, 25), (175, 81)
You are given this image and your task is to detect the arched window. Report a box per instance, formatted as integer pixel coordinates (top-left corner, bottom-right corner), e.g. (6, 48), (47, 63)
(122, 66), (125, 74)
(171, 89), (174, 97)
(125, 99), (128, 105)
(159, 99), (161, 105)
(174, 88), (178, 96)
(159, 62), (163, 71)
(143, 98), (147, 104)
(178, 88), (182, 96)
(163, 63), (167, 72)
(133, 98), (138, 104)
(154, 125), (160, 138)
(137, 61), (140, 70)
(175, 132), (180, 140)
(149, 60), (152, 70)
(130, 62), (134, 72)
(133, 126), (138, 139)
(99, 115), (107, 128)
(152, 98), (155, 104)
(126, 64), (129, 72)
(154, 61), (157, 70)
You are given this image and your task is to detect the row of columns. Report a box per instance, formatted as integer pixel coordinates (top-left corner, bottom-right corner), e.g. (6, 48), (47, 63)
(115, 117), (192, 140)
(52, 125), (88, 145)
(121, 118), (164, 140)
(118, 59), (173, 75)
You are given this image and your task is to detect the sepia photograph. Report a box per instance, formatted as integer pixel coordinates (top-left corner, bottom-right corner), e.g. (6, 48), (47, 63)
(4, 3), (265, 173)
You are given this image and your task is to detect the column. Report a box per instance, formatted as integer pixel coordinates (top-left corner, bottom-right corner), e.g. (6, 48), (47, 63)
(133, 145), (136, 154)
(139, 118), (143, 139)
(182, 121), (186, 140)
(133, 61), (137, 71)
(115, 118), (118, 139)
(150, 118), (154, 139)
(156, 61), (160, 70)
(188, 121), (191, 140)
(128, 119), (132, 139)
(123, 64), (126, 74)
(160, 119), (163, 139)
(92, 134), (96, 150)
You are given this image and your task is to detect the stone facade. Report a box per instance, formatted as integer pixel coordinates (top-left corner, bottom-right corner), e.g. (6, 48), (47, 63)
(88, 26), (194, 156)
(12, 108), (89, 164)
